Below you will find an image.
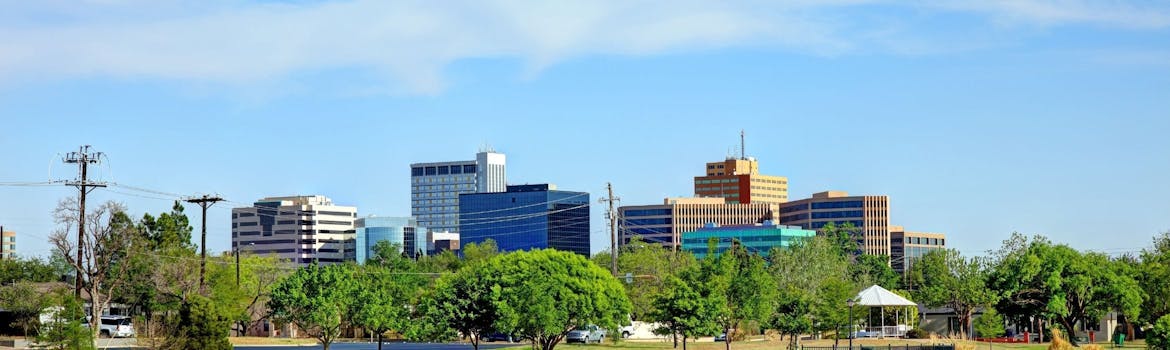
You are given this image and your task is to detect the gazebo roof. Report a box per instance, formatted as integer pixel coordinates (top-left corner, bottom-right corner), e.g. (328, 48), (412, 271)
(853, 284), (916, 307)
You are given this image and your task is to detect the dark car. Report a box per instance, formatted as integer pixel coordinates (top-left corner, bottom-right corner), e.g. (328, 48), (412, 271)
(483, 332), (519, 343)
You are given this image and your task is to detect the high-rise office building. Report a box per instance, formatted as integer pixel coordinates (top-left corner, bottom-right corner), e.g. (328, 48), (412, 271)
(459, 184), (590, 256)
(0, 227), (14, 259)
(232, 195), (357, 266)
(680, 221), (815, 258)
(889, 226), (946, 274)
(619, 197), (778, 248)
(780, 191), (891, 256)
(410, 151), (506, 233)
(354, 216), (425, 264)
(693, 157), (788, 204)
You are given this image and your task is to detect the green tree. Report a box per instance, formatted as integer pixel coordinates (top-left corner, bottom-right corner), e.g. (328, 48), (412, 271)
(1148, 315), (1170, 350)
(820, 222), (861, 257)
(0, 282), (50, 336)
(369, 241), (413, 271)
(972, 307), (1005, 339)
(1139, 231), (1170, 326)
(607, 236), (687, 322)
(768, 287), (813, 350)
(206, 252), (288, 337)
(461, 239), (499, 265)
(35, 289), (95, 350)
(419, 263), (496, 349)
(700, 241), (775, 350)
(268, 263), (355, 350)
(163, 295), (233, 350)
(0, 257), (64, 284)
(488, 249), (631, 350)
(909, 249), (998, 340)
(851, 254), (898, 289)
(649, 272), (719, 350)
(351, 265), (415, 350)
(768, 235), (852, 341)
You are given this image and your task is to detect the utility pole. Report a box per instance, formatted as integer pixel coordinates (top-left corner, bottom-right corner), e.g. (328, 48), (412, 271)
(63, 145), (106, 297)
(599, 183), (620, 276)
(185, 194), (223, 290)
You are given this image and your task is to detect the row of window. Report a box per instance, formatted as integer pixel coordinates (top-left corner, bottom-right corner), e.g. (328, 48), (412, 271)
(411, 175), (475, 184)
(413, 184), (475, 192)
(748, 186), (786, 191)
(696, 186), (738, 192)
(233, 211), (321, 219)
(682, 235), (794, 245)
(622, 208), (672, 217)
(414, 206), (459, 213)
(706, 164), (726, 169)
(906, 237), (944, 246)
(318, 211), (356, 218)
(412, 164), (478, 176)
(412, 192), (461, 199)
(810, 210), (864, 219)
(750, 178), (787, 185)
(809, 220), (865, 229)
(626, 218), (671, 226)
(695, 178), (739, 184)
(753, 193), (787, 199)
(413, 199), (458, 206)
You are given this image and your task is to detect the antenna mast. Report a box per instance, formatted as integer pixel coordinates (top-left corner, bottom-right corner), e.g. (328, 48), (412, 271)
(740, 129), (746, 160)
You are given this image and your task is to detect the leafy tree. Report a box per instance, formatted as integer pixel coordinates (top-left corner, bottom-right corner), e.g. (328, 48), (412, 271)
(699, 241), (775, 350)
(972, 307), (1005, 339)
(419, 264), (495, 349)
(35, 289), (95, 350)
(1148, 315), (1170, 350)
(139, 201), (195, 252)
(163, 295), (233, 350)
(1139, 231), (1170, 326)
(0, 257), (65, 284)
(0, 282), (50, 336)
(813, 278), (854, 346)
(820, 222), (861, 257)
(909, 249), (998, 340)
(268, 263), (355, 350)
(460, 239), (499, 265)
(768, 287), (813, 350)
(416, 249), (462, 273)
(612, 236), (685, 322)
(206, 252), (288, 337)
(369, 241), (413, 271)
(488, 249), (631, 350)
(769, 235), (852, 341)
(351, 265), (415, 350)
(851, 254), (898, 289)
(649, 272), (719, 350)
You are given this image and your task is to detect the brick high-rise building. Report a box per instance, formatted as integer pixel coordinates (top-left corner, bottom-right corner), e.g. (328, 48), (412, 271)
(693, 157), (788, 205)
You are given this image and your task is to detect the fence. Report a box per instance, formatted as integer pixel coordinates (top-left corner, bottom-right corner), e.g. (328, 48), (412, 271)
(802, 345), (955, 350)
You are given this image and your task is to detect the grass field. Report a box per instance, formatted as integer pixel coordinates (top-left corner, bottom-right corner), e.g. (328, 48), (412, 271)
(495, 337), (1148, 350)
(229, 336), (319, 345)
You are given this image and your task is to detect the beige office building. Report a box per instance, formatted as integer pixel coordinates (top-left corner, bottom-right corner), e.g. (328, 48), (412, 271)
(0, 228), (14, 259)
(694, 157), (788, 205)
(231, 195), (357, 266)
(780, 191), (891, 256)
(890, 226), (946, 274)
(619, 197), (778, 248)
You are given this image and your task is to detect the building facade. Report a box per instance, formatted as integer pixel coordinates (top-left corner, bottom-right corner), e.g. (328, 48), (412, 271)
(693, 157), (788, 204)
(354, 216), (425, 264)
(231, 195), (357, 265)
(889, 226), (946, 274)
(428, 231), (459, 254)
(410, 151), (506, 233)
(780, 191), (891, 256)
(0, 228), (14, 259)
(458, 184), (590, 256)
(680, 221), (815, 258)
(619, 197), (778, 248)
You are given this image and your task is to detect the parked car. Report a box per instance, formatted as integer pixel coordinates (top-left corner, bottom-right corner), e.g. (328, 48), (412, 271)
(96, 316), (135, 338)
(714, 333), (727, 342)
(566, 325), (606, 343)
(483, 332), (519, 343)
(617, 324), (634, 338)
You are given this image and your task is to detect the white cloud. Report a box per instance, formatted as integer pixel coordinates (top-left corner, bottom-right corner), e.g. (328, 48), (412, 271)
(0, 0), (1166, 94)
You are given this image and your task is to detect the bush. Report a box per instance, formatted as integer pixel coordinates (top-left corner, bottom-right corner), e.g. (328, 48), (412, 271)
(1148, 315), (1170, 350)
(35, 291), (95, 350)
(905, 328), (930, 339)
(162, 295), (232, 350)
(1047, 327), (1072, 350)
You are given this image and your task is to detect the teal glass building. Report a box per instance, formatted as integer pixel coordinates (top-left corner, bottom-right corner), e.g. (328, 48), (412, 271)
(355, 216), (426, 263)
(680, 221), (816, 258)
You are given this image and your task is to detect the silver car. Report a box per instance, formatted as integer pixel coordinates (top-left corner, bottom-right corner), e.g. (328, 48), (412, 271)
(565, 325), (606, 343)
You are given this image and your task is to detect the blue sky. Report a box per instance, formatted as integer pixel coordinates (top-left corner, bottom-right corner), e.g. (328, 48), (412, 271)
(1, 0), (1168, 258)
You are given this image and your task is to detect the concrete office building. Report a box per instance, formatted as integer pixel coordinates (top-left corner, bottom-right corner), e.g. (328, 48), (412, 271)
(428, 231), (459, 254)
(619, 197), (778, 248)
(680, 221), (815, 258)
(459, 184), (590, 256)
(0, 228), (14, 259)
(780, 191), (891, 256)
(232, 195), (357, 266)
(890, 226), (946, 274)
(354, 216), (426, 264)
(694, 157), (788, 205)
(410, 151), (506, 233)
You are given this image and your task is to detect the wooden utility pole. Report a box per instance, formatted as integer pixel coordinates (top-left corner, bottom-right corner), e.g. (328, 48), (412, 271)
(600, 183), (620, 276)
(63, 145), (106, 297)
(186, 194), (223, 289)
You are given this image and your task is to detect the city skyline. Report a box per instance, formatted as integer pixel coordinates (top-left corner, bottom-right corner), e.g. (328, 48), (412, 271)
(1, 1), (1168, 259)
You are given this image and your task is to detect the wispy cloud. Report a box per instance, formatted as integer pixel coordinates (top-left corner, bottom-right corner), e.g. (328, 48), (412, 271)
(0, 0), (1166, 94)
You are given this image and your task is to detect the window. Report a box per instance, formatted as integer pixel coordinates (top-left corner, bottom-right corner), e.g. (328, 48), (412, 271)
(450, 165), (463, 174)
(411, 167), (423, 176)
(811, 201), (864, 209)
(438, 166), (450, 175)
(464, 164), (477, 173)
(239, 222), (258, 227)
(425, 166), (437, 175)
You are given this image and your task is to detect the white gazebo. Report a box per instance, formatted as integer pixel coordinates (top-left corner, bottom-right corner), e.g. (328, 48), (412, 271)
(852, 285), (917, 338)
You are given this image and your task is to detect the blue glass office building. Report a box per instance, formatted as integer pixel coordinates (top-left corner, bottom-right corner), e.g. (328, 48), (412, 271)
(355, 216), (426, 264)
(458, 184), (590, 256)
(680, 221), (816, 258)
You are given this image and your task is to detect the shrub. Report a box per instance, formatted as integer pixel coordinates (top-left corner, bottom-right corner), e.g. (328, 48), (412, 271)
(1148, 315), (1170, 350)
(1047, 327), (1073, 350)
(905, 328), (930, 339)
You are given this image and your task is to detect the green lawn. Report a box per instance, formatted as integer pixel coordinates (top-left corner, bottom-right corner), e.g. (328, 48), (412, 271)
(498, 338), (1146, 350)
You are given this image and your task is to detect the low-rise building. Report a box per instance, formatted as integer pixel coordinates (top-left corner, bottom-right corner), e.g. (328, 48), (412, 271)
(619, 197), (777, 248)
(680, 221), (815, 258)
(889, 226), (946, 274)
(355, 216), (426, 264)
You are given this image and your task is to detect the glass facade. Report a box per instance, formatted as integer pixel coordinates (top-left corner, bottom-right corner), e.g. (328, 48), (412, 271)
(680, 224), (815, 258)
(458, 184), (590, 256)
(355, 217), (426, 264)
(410, 152), (506, 233)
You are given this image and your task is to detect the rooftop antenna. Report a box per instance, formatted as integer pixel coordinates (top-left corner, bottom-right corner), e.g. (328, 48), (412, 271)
(740, 129), (746, 160)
